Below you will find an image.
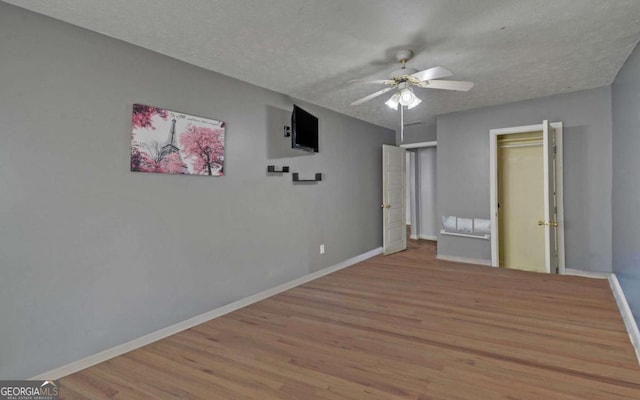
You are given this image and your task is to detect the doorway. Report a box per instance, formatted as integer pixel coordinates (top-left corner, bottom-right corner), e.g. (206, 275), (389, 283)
(490, 122), (565, 274)
(402, 141), (437, 243)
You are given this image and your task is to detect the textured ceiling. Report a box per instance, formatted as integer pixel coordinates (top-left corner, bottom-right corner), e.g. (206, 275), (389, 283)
(5, 0), (640, 129)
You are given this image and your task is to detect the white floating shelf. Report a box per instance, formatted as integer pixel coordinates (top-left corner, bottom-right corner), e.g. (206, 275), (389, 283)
(440, 230), (490, 240)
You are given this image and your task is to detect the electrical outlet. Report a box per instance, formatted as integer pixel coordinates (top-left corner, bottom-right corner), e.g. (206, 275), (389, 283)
(320, 244), (325, 254)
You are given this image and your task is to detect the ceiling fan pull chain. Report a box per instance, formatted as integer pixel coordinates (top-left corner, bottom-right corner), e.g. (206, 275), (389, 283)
(400, 105), (404, 143)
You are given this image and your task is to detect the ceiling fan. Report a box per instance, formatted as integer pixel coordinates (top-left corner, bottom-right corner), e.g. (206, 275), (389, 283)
(349, 49), (474, 142)
(349, 49), (474, 109)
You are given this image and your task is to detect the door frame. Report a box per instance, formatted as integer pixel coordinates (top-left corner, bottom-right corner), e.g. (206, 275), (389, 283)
(406, 151), (417, 239)
(489, 122), (565, 274)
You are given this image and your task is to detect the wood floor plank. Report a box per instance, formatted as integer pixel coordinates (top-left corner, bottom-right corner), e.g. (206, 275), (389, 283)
(59, 240), (640, 399)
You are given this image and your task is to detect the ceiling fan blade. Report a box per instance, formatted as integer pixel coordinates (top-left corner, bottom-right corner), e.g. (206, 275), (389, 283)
(411, 66), (453, 82)
(351, 87), (395, 106)
(422, 80), (474, 91)
(348, 79), (395, 85)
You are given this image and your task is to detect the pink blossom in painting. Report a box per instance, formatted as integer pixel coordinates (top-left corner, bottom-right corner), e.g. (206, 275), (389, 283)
(131, 104), (168, 129)
(130, 104), (225, 176)
(161, 152), (188, 174)
(179, 125), (225, 176)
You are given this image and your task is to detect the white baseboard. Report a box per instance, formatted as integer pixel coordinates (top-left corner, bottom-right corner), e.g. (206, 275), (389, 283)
(409, 235), (418, 240)
(31, 247), (383, 380)
(608, 274), (640, 365)
(436, 254), (492, 266)
(564, 268), (609, 279)
(418, 234), (437, 241)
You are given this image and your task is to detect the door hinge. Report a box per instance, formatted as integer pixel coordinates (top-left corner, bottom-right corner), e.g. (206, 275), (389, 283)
(553, 145), (557, 155)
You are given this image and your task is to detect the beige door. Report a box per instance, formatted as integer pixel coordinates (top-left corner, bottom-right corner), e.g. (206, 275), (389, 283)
(382, 144), (406, 255)
(491, 121), (563, 273)
(497, 131), (546, 272)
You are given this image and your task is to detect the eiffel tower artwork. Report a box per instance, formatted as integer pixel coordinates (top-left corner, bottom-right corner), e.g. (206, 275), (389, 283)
(160, 119), (188, 174)
(160, 119), (180, 157)
(131, 103), (226, 176)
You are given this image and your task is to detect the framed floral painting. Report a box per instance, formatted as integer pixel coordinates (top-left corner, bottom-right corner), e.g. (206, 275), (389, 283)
(130, 104), (225, 176)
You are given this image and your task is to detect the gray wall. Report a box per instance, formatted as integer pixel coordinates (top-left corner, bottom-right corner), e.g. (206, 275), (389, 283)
(437, 87), (613, 272)
(417, 147), (438, 239)
(0, 3), (394, 379)
(612, 42), (640, 326)
(396, 122), (437, 145)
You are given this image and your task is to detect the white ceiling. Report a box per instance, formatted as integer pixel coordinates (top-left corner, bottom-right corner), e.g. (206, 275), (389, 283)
(5, 0), (640, 129)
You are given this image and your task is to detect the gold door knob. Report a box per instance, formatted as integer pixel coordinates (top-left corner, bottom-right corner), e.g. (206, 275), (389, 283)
(538, 220), (558, 227)
(380, 204), (391, 208)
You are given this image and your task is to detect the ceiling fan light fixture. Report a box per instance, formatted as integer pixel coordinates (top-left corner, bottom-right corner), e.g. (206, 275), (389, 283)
(398, 88), (416, 106)
(385, 93), (400, 110)
(407, 97), (422, 109)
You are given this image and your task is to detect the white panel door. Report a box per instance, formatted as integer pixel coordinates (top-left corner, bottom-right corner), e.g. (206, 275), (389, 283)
(382, 144), (406, 255)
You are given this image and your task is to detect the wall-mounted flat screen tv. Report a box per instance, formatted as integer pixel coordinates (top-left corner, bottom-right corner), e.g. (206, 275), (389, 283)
(291, 105), (318, 153)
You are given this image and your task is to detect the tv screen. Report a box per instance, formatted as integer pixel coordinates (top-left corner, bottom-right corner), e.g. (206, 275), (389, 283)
(291, 105), (318, 153)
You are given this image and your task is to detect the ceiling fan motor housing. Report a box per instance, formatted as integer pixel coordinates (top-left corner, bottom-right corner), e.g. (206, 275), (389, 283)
(395, 49), (414, 63)
(390, 67), (418, 80)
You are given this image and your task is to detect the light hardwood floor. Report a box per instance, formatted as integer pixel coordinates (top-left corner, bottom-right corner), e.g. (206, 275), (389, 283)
(59, 240), (640, 399)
